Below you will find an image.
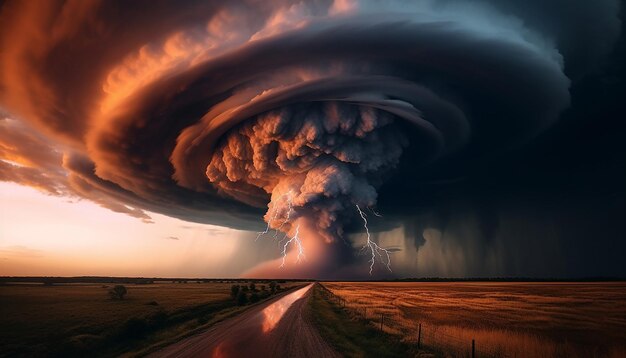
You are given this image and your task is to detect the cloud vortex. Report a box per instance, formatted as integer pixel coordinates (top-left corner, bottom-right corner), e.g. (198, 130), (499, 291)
(0, 0), (620, 275)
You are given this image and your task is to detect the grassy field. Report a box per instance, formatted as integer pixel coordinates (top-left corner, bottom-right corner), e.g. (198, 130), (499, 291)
(306, 283), (421, 357)
(0, 281), (301, 357)
(323, 282), (626, 358)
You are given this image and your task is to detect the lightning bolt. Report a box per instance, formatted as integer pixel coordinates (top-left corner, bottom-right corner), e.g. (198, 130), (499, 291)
(256, 190), (294, 242)
(256, 201), (281, 241)
(368, 206), (383, 217)
(256, 190), (305, 268)
(356, 204), (391, 275)
(272, 190), (293, 240)
(279, 223), (305, 267)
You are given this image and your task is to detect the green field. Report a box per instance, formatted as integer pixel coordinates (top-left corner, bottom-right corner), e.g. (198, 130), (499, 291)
(0, 281), (300, 357)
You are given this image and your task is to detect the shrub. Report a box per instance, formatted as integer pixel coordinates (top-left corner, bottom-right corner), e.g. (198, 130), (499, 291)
(250, 292), (260, 303)
(230, 284), (240, 298)
(269, 281), (277, 293)
(108, 285), (127, 300)
(236, 291), (248, 306)
(249, 283), (256, 291)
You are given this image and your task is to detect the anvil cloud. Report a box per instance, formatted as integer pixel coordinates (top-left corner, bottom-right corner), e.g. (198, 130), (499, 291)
(0, 0), (622, 276)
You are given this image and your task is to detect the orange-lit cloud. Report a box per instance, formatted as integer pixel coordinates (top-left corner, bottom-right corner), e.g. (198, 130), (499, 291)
(0, 0), (621, 276)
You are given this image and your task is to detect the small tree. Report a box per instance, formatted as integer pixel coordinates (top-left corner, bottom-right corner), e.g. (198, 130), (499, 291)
(249, 283), (256, 291)
(242, 285), (249, 292)
(250, 292), (260, 303)
(260, 285), (266, 291)
(269, 281), (277, 294)
(230, 284), (240, 298)
(236, 290), (248, 306)
(109, 285), (128, 300)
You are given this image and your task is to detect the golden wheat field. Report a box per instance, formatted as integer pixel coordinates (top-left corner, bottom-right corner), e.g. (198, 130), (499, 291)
(323, 282), (626, 358)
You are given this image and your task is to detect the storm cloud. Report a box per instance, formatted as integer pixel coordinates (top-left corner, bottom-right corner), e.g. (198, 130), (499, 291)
(0, 0), (623, 277)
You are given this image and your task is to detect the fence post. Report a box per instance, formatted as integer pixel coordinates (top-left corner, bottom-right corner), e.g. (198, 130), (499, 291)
(380, 313), (384, 331)
(471, 339), (475, 358)
(417, 323), (422, 349)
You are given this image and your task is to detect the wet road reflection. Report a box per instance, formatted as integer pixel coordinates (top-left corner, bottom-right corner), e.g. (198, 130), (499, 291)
(262, 284), (312, 333)
(207, 283), (313, 358)
(152, 284), (329, 358)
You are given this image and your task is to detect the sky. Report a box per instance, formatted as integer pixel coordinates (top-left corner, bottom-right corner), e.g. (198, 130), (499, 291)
(0, 182), (260, 277)
(0, 0), (625, 279)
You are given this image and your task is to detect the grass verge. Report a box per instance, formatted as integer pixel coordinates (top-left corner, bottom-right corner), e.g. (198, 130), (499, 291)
(307, 283), (427, 357)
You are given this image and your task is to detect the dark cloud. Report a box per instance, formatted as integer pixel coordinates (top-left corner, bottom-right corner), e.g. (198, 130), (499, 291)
(0, 119), (67, 195)
(478, 0), (622, 78)
(0, 0), (623, 277)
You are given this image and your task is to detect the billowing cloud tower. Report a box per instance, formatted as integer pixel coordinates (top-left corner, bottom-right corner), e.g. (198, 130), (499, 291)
(0, 0), (621, 277)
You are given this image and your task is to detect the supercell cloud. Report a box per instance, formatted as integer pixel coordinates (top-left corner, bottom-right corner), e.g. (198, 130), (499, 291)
(0, 0), (622, 277)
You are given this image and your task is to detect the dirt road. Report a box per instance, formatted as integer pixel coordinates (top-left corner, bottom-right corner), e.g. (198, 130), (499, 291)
(150, 283), (339, 358)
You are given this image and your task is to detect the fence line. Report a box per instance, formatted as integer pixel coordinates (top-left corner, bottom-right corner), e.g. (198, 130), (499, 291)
(318, 284), (507, 358)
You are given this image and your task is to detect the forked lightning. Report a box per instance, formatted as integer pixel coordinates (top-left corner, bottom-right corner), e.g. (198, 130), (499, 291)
(356, 204), (391, 275)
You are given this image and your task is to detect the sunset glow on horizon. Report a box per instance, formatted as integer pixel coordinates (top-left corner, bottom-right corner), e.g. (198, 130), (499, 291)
(0, 181), (255, 278)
